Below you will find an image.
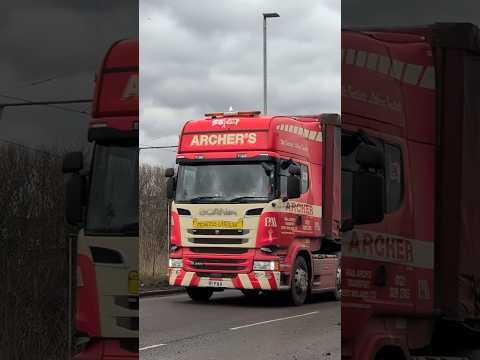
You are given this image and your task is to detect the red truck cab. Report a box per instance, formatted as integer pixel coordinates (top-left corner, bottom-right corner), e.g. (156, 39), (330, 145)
(167, 111), (341, 305)
(63, 39), (139, 359)
(342, 23), (480, 359)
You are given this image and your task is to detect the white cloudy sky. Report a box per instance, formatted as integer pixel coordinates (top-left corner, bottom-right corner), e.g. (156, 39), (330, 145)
(140, 0), (341, 166)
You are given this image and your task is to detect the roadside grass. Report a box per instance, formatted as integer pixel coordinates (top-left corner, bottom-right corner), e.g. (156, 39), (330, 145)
(140, 253), (170, 290)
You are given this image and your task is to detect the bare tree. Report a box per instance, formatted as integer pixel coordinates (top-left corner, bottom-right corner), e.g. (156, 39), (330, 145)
(139, 164), (170, 286)
(0, 144), (70, 359)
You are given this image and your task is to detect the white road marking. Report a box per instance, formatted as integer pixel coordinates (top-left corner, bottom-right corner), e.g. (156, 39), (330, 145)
(139, 343), (167, 351)
(229, 311), (319, 330)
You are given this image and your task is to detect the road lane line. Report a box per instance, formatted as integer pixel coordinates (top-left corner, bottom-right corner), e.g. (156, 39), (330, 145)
(229, 311), (319, 330)
(139, 343), (167, 351)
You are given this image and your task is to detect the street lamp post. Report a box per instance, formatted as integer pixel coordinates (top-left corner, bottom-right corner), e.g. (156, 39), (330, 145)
(263, 12), (280, 115)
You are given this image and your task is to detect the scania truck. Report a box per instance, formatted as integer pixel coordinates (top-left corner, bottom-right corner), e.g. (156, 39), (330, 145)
(63, 40), (139, 359)
(341, 23), (480, 359)
(166, 111), (341, 306)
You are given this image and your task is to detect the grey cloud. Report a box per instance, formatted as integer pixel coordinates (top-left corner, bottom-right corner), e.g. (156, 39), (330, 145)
(343, 0), (480, 26)
(2, 2), (138, 151)
(140, 0), (340, 165)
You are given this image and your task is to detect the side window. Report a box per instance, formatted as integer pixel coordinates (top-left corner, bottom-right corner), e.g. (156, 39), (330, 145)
(341, 131), (385, 219)
(279, 161), (307, 197)
(341, 131), (404, 217)
(385, 144), (403, 213)
(300, 164), (309, 194)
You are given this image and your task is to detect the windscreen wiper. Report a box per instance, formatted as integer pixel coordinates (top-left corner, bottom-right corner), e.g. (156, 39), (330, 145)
(229, 196), (269, 203)
(188, 195), (225, 203)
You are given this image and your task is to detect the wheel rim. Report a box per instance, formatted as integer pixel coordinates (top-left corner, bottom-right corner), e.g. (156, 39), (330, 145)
(294, 266), (308, 295)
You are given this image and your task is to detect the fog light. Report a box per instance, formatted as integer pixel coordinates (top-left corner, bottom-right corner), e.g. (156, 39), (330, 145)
(169, 258), (183, 268)
(253, 260), (279, 271)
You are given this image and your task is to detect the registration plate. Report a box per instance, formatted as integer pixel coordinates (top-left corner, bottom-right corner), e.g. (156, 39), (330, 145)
(208, 280), (225, 288)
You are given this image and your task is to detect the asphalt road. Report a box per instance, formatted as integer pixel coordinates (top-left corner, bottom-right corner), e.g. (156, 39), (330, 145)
(140, 290), (340, 360)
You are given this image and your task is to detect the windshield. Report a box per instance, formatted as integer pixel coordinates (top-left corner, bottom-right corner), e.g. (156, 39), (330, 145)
(175, 162), (275, 203)
(85, 143), (138, 234)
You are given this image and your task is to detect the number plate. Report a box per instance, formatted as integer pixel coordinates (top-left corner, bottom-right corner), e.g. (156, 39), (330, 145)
(208, 280), (225, 288)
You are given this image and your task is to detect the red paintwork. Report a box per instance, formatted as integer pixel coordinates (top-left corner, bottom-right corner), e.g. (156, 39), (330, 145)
(171, 113), (339, 294)
(342, 24), (480, 359)
(77, 255), (101, 337)
(74, 339), (138, 359)
(77, 39), (139, 359)
(170, 211), (181, 247)
(179, 115), (323, 164)
(342, 27), (436, 360)
(91, 39), (138, 130)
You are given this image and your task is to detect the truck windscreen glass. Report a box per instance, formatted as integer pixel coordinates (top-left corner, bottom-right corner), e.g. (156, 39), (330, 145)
(85, 144), (139, 235)
(175, 162), (275, 203)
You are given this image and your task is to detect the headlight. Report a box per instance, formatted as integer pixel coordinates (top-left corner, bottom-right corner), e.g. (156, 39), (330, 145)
(253, 260), (279, 271)
(169, 258), (183, 268)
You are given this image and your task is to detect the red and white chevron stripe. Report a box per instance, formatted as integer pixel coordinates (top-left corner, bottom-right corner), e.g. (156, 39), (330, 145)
(169, 269), (281, 290)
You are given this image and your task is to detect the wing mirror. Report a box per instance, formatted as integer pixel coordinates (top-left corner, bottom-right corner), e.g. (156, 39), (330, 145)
(355, 143), (384, 169)
(285, 164), (301, 200)
(165, 168), (175, 178)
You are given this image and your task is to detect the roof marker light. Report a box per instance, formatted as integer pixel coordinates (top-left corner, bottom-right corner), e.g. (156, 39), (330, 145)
(237, 153), (247, 158)
(205, 112), (225, 118)
(205, 110), (261, 118)
(195, 154), (204, 160)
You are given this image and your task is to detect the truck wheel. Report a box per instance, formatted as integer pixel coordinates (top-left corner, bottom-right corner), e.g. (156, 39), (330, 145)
(288, 256), (309, 306)
(241, 289), (260, 298)
(186, 287), (213, 302)
(332, 264), (341, 301)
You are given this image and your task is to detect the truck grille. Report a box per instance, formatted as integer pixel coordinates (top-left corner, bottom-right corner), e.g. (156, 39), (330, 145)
(191, 258), (244, 264)
(185, 257), (250, 273)
(190, 247), (248, 254)
(189, 237), (248, 245)
(197, 272), (237, 278)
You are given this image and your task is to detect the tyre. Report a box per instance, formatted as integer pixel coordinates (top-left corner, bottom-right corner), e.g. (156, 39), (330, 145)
(287, 256), (310, 306)
(186, 287), (213, 302)
(241, 289), (260, 298)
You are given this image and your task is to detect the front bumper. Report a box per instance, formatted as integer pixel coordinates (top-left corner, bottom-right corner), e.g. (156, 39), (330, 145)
(73, 338), (138, 360)
(169, 268), (285, 291)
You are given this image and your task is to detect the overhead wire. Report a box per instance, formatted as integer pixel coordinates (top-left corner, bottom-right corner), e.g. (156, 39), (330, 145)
(0, 93), (91, 116)
(0, 138), (62, 158)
